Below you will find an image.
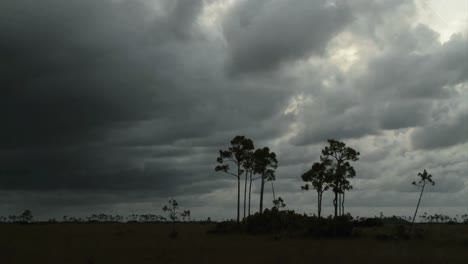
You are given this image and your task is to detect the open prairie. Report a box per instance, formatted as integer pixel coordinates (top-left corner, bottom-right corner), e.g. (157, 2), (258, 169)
(1, 223), (467, 264)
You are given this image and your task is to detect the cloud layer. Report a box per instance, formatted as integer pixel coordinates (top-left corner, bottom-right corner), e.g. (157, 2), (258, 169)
(1, 0), (467, 219)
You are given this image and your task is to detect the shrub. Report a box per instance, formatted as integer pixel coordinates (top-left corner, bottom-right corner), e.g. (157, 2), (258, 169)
(207, 220), (241, 234)
(351, 228), (364, 237)
(305, 214), (354, 238)
(246, 208), (309, 235)
(375, 233), (390, 240)
(374, 225), (409, 240)
(333, 214), (354, 236)
(354, 217), (383, 227)
(210, 209), (355, 238)
(305, 215), (354, 238)
(394, 224), (410, 240)
(381, 215), (411, 225)
(208, 208), (354, 238)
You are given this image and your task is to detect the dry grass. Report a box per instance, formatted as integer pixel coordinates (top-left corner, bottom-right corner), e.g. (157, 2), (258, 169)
(1, 223), (467, 264)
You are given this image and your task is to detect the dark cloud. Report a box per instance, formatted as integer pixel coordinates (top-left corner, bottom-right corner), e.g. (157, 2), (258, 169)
(0, 0), (466, 218)
(161, 0), (204, 39)
(291, 25), (467, 145)
(377, 100), (431, 130)
(1, 0), (174, 149)
(411, 112), (468, 149)
(361, 30), (467, 101)
(223, 0), (352, 75)
(0, 0), (212, 192)
(0, 0), (290, 189)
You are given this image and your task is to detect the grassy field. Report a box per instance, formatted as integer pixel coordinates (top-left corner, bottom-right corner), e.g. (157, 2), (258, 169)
(1, 223), (467, 264)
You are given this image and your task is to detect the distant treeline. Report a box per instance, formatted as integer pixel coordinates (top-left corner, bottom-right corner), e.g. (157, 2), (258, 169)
(0, 210), (209, 224)
(418, 212), (468, 224)
(1, 209), (467, 225)
(210, 207), (468, 239)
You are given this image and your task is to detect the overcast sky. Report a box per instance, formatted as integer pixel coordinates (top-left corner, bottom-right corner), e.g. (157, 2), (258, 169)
(1, 0), (467, 220)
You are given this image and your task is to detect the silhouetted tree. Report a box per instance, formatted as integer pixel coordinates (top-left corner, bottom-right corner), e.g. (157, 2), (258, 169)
(8, 215), (17, 223)
(301, 160), (331, 218)
(243, 151), (260, 217)
(410, 169), (435, 233)
(19, 210), (33, 223)
(163, 199), (190, 237)
(181, 210), (191, 222)
(242, 149), (256, 220)
(338, 179), (352, 216)
(272, 197), (286, 210)
(254, 147), (278, 214)
(461, 214), (468, 224)
(215, 136), (254, 223)
(320, 139), (360, 218)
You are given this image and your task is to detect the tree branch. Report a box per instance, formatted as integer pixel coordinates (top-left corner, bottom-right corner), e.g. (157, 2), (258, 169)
(222, 171), (239, 178)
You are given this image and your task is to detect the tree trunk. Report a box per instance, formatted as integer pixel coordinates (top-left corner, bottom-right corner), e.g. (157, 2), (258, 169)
(271, 181), (276, 201)
(243, 171), (247, 221)
(341, 191), (345, 216)
(259, 174), (265, 214)
(410, 183), (426, 233)
(340, 193), (343, 216)
(248, 173), (253, 217)
(338, 193), (341, 216)
(333, 191), (338, 218)
(317, 191), (322, 218)
(237, 164), (240, 224)
(333, 192), (338, 237)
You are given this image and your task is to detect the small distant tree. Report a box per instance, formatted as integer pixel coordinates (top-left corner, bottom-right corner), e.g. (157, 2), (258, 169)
(419, 212), (428, 223)
(461, 214), (468, 224)
(8, 215), (17, 223)
(301, 160), (331, 218)
(272, 197), (286, 210)
(410, 169), (435, 233)
(162, 199), (190, 237)
(181, 210), (191, 222)
(19, 210), (33, 223)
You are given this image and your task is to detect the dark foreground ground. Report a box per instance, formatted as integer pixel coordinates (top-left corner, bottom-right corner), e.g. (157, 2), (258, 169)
(1, 223), (467, 264)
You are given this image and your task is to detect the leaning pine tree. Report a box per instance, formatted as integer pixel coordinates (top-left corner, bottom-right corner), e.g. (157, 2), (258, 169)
(410, 169), (435, 234)
(215, 136), (254, 223)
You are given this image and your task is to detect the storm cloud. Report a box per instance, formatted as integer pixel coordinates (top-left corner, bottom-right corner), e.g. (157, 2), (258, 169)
(0, 0), (467, 219)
